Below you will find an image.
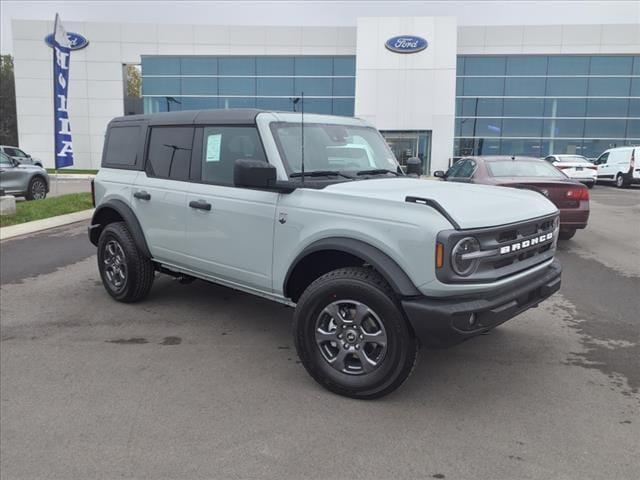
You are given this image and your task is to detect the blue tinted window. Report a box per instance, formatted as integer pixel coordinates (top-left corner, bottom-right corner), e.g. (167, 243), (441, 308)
(586, 98), (629, 117)
(295, 78), (332, 96)
(181, 58), (216, 75)
(219, 57), (255, 75)
(506, 56), (547, 75)
(256, 57), (294, 76)
(582, 139), (624, 158)
(590, 56), (633, 75)
(544, 98), (586, 117)
(543, 119), (585, 137)
(220, 97), (256, 109)
(456, 98), (463, 116)
(256, 97), (295, 111)
(461, 98), (503, 116)
(500, 139), (543, 156)
(295, 57), (333, 76)
(584, 119), (627, 137)
(505, 77), (546, 96)
(456, 56), (464, 74)
(541, 139), (584, 156)
(219, 77), (255, 96)
(463, 77), (504, 96)
(456, 78), (463, 96)
(142, 77), (180, 95)
(257, 77), (293, 96)
(627, 120), (640, 138)
(588, 77), (631, 96)
(629, 99), (640, 117)
(301, 98), (332, 114)
(546, 77), (588, 96)
(548, 56), (589, 75)
(333, 78), (355, 96)
(181, 77), (217, 95)
(333, 98), (355, 116)
(501, 118), (543, 137)
(142, 57), (180, 75)
(634, 56), (640, 75)
(464, 56), (505, 75)
(474, 119), (503, 137)
(630, 78), (640, 97)
(503, 98), (545, 117)
(180, 97), (218, 110)
(333, 57), (356, 76)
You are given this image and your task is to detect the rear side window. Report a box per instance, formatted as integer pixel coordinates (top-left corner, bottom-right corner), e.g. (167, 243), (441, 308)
(199, 126), (266, 185)
(146, 126), (195, 181)
(103, 126), (140, 168)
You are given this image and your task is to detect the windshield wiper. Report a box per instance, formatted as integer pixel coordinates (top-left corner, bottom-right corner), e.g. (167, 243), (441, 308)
(356, 169), (400, 176)
(290, 170), (354, 179)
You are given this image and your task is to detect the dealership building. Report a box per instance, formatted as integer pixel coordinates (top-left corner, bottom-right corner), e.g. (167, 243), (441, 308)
(11, 17), (640, 172)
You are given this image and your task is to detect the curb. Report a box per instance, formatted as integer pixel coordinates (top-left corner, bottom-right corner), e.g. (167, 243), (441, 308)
(0, 209), (94, 241)
(49, 174), (96, 180)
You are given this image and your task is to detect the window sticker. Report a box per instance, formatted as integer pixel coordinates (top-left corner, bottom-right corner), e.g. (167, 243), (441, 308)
(205, 134), (222, 162)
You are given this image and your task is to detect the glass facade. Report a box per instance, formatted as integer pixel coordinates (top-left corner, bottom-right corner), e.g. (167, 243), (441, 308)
(141, 55), (356, 117)
(455, 55), (640, 158)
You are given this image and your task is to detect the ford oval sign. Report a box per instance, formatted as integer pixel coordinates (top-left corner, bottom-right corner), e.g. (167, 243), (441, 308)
(45, 32), (89, 51)
(385, 35), (428, 54)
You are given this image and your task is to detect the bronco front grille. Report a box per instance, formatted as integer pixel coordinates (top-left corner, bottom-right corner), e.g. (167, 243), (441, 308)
(436, 213), (559, 284)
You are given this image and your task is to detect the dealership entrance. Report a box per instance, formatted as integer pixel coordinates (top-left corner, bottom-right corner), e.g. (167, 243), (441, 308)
(381, 131), (431, 175)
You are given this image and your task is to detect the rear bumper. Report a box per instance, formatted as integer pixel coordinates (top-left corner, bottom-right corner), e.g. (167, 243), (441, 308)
(401, 259), (561, 348)
(560, 201), (589, 230)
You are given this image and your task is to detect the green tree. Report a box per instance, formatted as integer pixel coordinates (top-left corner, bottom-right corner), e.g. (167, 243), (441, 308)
(0, 54), (18, 146)
(125, 64), (141, 98)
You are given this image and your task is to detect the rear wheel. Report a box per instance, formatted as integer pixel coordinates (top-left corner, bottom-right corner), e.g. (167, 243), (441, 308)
(25, 176), (47, 200)
(615, 173), (628, 188)
(559, 229), (576, 240)
(586, 182), (594, 189)
(97, 222), (154, 302)
(293, 267), (418, 399)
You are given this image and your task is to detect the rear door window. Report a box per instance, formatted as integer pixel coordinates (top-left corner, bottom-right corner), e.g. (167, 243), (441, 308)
(146, 126), (195, 181)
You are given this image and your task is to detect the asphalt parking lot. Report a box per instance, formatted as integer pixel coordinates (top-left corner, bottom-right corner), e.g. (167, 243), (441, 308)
(1, 185), (639, 480)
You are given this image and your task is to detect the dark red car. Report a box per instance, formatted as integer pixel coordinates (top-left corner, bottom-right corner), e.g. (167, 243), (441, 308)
(434, 156), (589, 240)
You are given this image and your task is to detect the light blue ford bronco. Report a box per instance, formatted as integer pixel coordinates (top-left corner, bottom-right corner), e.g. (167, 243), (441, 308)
(89, 109), (561, 398)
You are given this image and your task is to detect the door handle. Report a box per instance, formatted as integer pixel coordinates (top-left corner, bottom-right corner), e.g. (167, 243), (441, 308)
(189, 200), (212, 211)
(134, 191), (151, 200)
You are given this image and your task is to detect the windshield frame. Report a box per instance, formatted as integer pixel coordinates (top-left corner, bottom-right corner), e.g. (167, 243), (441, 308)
(269, 121), (402, 178)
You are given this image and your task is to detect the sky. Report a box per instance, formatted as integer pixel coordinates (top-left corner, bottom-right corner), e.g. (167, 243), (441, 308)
(2, 0), (639, 54)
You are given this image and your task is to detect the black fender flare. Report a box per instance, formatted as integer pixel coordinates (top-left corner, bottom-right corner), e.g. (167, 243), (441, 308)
(284, 237), (421, 298)
(89, 199), (151, 258)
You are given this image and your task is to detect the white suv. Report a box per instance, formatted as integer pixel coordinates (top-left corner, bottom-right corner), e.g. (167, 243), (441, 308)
(593, 146), (640, 188)
(89, 109), (562, 398)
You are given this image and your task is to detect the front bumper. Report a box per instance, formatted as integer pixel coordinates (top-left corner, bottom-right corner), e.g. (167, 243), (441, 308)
(401, 259), (561, 348)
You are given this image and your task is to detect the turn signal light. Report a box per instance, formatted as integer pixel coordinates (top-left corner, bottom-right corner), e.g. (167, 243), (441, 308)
(566, 187), (589, 201)
(435, 242), (444, 269)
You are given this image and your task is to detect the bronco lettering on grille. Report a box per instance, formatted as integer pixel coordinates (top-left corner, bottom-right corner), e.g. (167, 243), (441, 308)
(499, 232), (553, 255)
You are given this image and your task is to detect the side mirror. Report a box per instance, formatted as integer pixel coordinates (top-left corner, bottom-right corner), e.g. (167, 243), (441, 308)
(405, 157), (422, 176)
(433, 170), (446, 179)
(234, 159), (277, 189)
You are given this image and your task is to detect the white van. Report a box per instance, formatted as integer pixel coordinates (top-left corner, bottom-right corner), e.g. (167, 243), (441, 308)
(594, 146), (640, 188)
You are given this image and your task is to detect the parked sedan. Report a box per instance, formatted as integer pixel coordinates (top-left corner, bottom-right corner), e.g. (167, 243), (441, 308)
(0, 145), (44, 168)
(434, 156), (589, 240)
(0, 151), (49, 200)
(544, 154), (597, 188)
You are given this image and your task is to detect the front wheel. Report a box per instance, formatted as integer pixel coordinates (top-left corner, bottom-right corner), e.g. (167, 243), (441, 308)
(97, 222), (154, 302)
(587, 182), (595, 189)
(559, 229), (576, 240)
(25, 176), (47, 200)
(293, 267), (418, 399)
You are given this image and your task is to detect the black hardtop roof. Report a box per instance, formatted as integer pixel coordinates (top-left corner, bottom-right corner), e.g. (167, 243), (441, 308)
(110, 108), (266, 126)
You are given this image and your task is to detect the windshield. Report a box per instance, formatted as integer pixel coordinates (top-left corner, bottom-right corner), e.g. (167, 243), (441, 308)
(487, 160), (566, 178)
(270, 122), (400, 175)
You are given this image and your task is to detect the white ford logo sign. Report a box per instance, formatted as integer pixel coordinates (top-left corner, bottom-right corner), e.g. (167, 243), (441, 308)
(385, 35), (428, 54)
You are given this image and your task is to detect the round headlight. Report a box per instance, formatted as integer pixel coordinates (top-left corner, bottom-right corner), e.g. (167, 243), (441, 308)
(451, 237), (481, 277)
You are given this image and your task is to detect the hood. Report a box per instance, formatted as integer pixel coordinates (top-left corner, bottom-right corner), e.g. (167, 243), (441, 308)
(322, 178), (558, 229)
(16, 163), (47, 173)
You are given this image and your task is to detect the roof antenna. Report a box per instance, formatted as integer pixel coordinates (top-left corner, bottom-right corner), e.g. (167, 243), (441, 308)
(300, 91), (305, 185)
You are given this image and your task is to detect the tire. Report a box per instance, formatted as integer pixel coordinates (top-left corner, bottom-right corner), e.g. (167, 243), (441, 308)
(97, 221), (154, 303)
(587, 182), (594, 189)
(559, 229), (576, 240)
(615, 173), (628, 188)
(25, 176), (47, 200)
(293, 266), (418, 399)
